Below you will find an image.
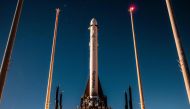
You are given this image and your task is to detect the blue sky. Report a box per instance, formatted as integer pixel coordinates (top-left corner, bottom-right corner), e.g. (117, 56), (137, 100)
(0, 0), (190, 109)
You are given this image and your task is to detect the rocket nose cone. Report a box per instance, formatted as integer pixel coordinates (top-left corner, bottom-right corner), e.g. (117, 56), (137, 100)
(90, 18), (98, 26)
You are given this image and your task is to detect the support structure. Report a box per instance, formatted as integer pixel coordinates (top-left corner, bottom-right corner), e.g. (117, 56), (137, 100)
(129, 5), (145, 109)
(165, 0), (190, 104)
(45, 8), (60, 109)
(0, 0), (24, 101)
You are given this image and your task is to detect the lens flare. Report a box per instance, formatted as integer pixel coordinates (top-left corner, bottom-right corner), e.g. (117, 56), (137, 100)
(129, 4), (136, 12)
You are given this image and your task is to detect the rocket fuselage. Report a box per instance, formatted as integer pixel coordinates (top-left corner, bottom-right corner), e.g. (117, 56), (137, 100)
(89, 18), (99, 98)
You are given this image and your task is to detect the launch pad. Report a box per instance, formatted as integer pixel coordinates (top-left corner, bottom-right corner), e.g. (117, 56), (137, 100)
(79, 79), (109, 109)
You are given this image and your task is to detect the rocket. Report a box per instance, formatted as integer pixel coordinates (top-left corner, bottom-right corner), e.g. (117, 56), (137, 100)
(0, 0), (24, 101)
(89, 18), (99, 98)
(165, 0), (190, 103)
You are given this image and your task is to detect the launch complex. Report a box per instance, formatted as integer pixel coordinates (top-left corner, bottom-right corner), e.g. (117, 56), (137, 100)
(0, 0), (190, 109)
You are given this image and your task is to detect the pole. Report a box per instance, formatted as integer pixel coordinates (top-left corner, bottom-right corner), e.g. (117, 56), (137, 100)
(0, 0), (24, 101)
(59, 92), (63, 109)
(55, 86), (59, 109)
(44, 8), (60, 109)
(166, 0), (190, 104)
(129, 86), (133, 109)
(125, 91), (128, 109)
(129, 6), (145, 109)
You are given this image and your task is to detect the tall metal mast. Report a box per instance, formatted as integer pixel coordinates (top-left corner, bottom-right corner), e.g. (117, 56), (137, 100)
(129, 5), (145, 109)
(165, 0), (190, 103)
(0, 0), (24, 101)
(59, 92), (63, 109)
(44, 8), (60, 109)
(129, 86), (133, 109)
(55, 86), (59, 109)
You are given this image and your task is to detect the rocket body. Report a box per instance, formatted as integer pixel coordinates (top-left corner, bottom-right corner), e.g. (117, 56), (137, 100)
(89, 18), (99, 98)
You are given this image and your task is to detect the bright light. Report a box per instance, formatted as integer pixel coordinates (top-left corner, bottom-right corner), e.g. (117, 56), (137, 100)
(129, 5), (136, 12)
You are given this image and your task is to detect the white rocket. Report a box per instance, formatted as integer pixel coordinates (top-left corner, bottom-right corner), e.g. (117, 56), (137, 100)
(89, 18), (99, 98)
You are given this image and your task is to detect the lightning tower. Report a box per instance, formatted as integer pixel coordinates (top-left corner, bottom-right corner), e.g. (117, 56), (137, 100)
(165, 0), (190, 103)
(129, 5), (146, 109)
(44, 8), (60, 109)
(0, 0), (24, 101)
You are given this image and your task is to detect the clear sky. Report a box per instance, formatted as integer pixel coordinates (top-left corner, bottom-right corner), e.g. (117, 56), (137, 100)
(0, 0), (190, 109)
